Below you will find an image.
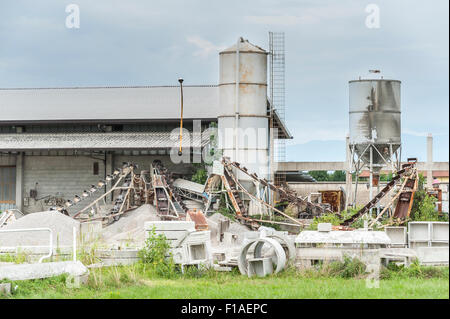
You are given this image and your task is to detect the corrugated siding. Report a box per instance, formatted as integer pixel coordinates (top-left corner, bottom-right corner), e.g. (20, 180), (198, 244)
(0, 132), (207, 151)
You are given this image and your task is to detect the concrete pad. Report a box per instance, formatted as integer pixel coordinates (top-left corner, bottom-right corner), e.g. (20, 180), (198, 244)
(295, 230), (391, 246)
(0, 261), (89, 281)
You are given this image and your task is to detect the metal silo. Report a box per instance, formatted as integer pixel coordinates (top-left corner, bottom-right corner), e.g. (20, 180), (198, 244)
(348, 77), (402, 208)
(218, 38), (269, 189)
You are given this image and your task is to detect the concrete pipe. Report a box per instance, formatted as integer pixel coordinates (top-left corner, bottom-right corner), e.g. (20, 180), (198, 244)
(238, 237), (287, 276)
(255, 234), (296, 262)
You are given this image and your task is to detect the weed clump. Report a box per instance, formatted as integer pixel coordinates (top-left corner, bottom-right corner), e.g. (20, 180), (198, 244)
(381, 260), (449, 279)
(138, 227), (176, 278)
(326, 256), (367, 278)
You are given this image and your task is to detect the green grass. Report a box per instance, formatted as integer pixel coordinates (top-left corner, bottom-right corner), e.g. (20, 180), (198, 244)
(2, 264), (448, 299)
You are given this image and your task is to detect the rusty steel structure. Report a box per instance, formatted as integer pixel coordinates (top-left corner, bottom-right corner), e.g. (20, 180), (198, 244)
(213, 157), (334, 230)
(343, 158), (418, 226)
(151, 160), (188, 219)
(50, 163), (153, 224)
(319, 190), (345, 214)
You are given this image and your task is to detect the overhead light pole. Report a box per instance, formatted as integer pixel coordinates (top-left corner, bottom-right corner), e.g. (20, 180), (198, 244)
(178, 78), (184, 156)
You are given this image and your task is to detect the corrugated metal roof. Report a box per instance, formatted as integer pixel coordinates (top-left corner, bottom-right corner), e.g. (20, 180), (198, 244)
(0, 132), (207, 150)
(0, 85), (219, 123)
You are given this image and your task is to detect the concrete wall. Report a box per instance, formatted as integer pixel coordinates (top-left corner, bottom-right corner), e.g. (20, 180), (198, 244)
(288, 182), (394, 207)
(22, 155), (106, 213)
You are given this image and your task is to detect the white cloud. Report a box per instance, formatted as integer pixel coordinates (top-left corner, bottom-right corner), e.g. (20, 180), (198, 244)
(186, 36), (226, 58)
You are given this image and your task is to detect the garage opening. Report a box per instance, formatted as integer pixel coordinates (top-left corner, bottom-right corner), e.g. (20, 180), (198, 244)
(0, 166), (16, 210)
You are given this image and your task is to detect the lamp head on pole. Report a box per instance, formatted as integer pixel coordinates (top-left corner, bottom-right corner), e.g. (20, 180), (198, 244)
(178, 78), (184, 84)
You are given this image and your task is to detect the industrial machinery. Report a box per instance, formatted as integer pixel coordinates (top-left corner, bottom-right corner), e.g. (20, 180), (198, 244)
(343, 158), (418, 226)
(347, 74), (402, 214)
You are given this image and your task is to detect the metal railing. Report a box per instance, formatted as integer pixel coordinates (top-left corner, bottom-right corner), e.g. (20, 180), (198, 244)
(0, 227), (53, 263)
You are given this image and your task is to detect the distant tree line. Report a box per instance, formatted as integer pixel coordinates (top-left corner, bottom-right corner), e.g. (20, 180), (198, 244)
(308, 170), (346, 182)
(308, 171), (394, 182)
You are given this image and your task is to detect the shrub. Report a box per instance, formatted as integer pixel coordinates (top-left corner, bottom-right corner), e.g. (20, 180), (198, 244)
(411, 193), (440, 221)
(327, 256), (367, 278)
(381, 260), (449, 279)
(308, 213), (341, 230)
(138, 227), (176, 278)
(191, 167), (208, 185)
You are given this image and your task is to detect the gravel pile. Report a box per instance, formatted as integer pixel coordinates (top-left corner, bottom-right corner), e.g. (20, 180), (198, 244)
(101, 204), (160, 246)
(0, 211), (80, 248)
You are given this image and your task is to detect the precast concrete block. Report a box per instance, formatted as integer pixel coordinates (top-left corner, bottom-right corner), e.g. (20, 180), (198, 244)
(385, 227), (407, 247)
(247, 257), (273, 278)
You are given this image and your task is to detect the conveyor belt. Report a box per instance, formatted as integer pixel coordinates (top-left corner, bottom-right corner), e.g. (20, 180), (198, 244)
(221, 158), (333, 217)
(342, 159), (418, 225)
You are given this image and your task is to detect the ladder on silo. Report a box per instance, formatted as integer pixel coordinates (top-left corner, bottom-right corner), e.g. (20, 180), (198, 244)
(269, 31), (286, 163)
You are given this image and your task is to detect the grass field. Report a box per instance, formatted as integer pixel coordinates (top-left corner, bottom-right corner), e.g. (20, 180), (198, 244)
(2, 264), (449, 299)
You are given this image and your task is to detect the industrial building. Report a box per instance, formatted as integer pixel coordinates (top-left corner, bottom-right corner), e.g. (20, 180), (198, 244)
(1, 36), (448, 217)
(0, 38), (291, 213)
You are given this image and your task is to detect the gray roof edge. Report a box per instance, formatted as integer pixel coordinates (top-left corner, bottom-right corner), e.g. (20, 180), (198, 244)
(0, 84), (218, 91)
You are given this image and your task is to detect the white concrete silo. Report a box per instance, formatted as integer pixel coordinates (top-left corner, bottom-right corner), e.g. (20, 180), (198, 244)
(218, 38), (269, 188)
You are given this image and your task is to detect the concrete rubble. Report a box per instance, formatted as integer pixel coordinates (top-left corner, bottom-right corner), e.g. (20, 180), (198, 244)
(144, 221), (213, 271)
(0, 201), (448, 282)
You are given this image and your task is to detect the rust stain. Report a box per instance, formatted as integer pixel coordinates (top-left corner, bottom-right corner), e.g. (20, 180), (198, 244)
(240, 65), (254, 82)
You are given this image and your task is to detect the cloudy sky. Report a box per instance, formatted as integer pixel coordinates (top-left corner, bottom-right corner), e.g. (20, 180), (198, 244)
(0, 0), (448, 162)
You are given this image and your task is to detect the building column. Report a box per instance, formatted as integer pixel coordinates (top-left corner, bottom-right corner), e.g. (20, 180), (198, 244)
(427, 133), (433, 189)
(15, 152), (24, 212)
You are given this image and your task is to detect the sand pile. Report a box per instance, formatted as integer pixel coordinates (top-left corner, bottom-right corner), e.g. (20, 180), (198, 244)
(0, 211), (80, 248)
(101, 204), (160, 246)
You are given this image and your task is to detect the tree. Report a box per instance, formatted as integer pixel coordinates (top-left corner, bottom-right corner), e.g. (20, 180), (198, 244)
(331, 170), (346, 181)
(309, 171), (330, 181)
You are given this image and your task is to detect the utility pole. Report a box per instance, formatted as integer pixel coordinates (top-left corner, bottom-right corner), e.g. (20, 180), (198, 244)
(178, 78), (184, 156)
